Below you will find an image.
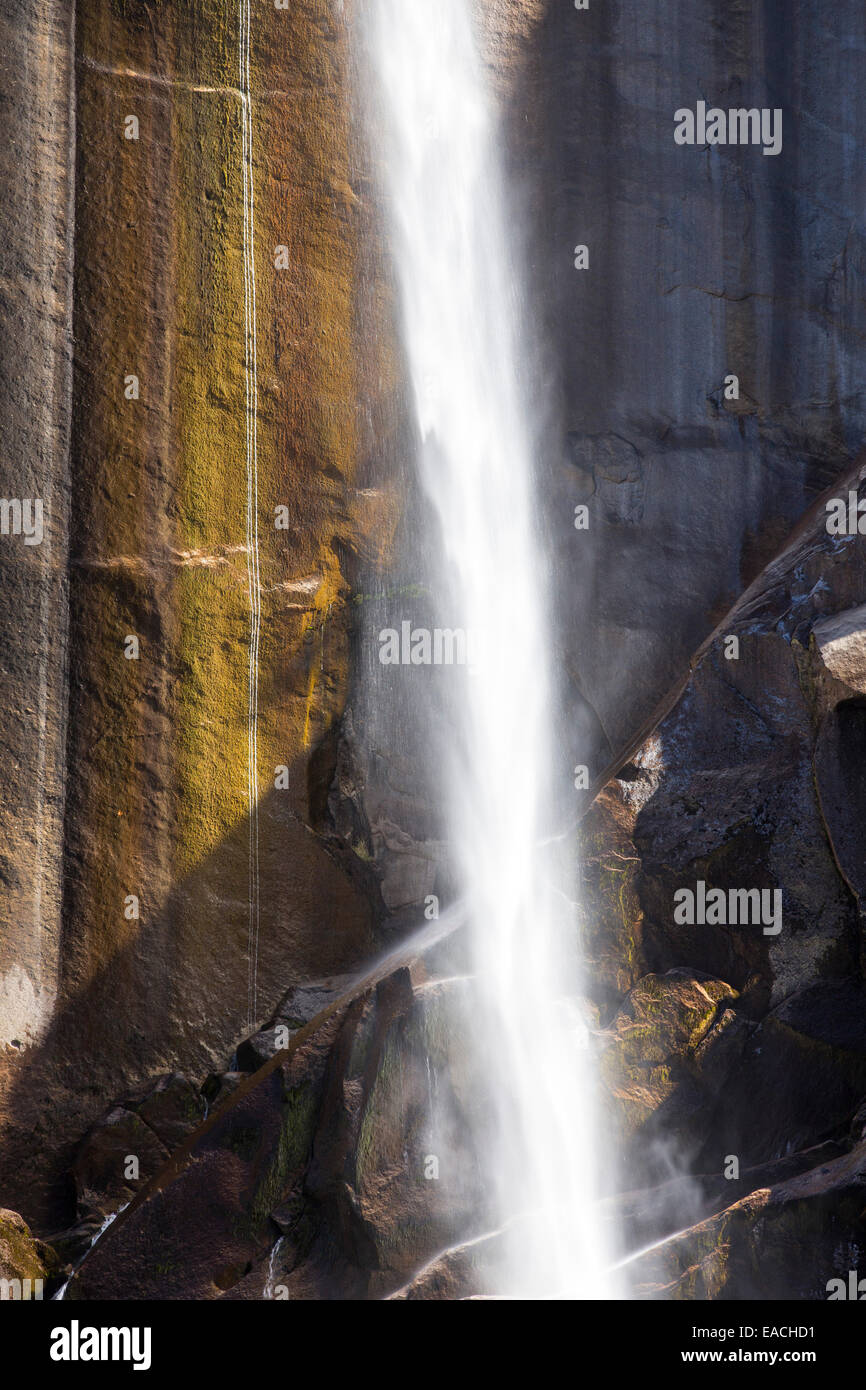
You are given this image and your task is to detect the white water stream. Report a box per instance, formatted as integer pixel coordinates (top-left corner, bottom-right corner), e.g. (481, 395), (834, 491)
(366, 0), (617, 1298)
(53, 1203), (130, 1301)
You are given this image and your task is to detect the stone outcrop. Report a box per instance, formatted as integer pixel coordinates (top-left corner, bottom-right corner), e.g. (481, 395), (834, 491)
(812, 604), (866, 693)
(71, 1072), (206, 1225)
(600, 970), (746, 1173)
(0, 1207), (57, 1294)
(60, 921), (488, 1300)
(628, 1139), (866, 1301)
(572, 461), (866, 1291)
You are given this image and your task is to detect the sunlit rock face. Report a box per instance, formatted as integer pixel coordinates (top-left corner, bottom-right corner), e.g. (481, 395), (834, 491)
(0, 0), (401, 1229)
(0, 0), (560, 1235)
(0, 1207), (57, 1292)
(0, 0), (73, 1078)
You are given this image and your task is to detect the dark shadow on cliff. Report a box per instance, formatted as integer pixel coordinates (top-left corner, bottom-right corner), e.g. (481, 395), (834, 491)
(0, 744), (388, 1233)
(530, 0), (866, 759)
(585, 452), (866, 1210)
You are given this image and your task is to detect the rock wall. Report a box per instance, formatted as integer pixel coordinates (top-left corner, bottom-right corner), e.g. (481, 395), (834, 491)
(2, 0), (866, 1303)
(0, 0), (402, 1229)
(0, 0), (73, 1080)
(579, 459), (866, 1294)
(535, 0), (866, 760)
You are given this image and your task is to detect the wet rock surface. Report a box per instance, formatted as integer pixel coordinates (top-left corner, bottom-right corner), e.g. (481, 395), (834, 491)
(576, 463), (866, 1291)
(628, 1140), (866, 1300)
(59, 927), (490, 1300)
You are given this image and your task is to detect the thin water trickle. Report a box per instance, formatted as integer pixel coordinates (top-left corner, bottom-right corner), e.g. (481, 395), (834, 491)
(264, 1236), (285, 1299)
(238, 0), (262, 1034)
(53, 1203), (130, 1301)
(365, 0), (618, 1297)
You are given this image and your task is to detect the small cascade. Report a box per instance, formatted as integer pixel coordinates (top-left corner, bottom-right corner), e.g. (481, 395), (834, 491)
(53, 1203), (130, 1302)
(263, 1236), (286, 1299)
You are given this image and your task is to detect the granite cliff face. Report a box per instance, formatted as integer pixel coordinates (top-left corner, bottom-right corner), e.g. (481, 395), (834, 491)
(1, 0), (865, 1300)
(0, 0), (400, 1229)
(535, 0), (866, 765)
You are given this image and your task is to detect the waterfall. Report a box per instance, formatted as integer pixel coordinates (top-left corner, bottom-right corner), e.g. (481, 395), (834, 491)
(264, 1236), (286, 1299)
(53, 1203), (130, 1301)
(365, 0), (617, 1297)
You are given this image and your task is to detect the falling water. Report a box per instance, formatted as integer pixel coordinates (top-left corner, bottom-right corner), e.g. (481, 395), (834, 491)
(365, 0), (617, 1297)
(264, 1236), (285, 1299)
(53, 1203), (130, 1301)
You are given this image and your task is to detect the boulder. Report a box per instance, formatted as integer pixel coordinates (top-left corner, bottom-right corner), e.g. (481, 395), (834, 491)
(628, 1140), (866, 1300)
(71, 1073), (206, 1220)
(0, 1207), (56, 1296)
(813, 604), (866, 693)
(707, 981), (866, 1169)
(237, 978), (352, 1071)
(600, 970), (747, 1179)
